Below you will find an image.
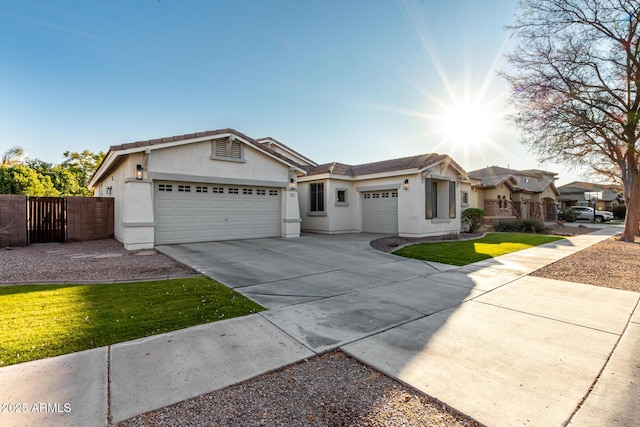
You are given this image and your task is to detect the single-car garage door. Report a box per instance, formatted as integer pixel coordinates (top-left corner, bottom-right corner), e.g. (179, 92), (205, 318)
(361, 190), (398, 234)
(154, 181), (281, 244)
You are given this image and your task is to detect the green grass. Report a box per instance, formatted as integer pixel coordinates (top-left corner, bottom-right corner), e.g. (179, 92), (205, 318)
(393, 232), (565, 266)
(0, 276), (264, 367)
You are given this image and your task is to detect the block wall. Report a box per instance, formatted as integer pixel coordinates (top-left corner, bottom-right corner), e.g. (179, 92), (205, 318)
(0, 195), (27, 246)
(67, 197), (114, 242)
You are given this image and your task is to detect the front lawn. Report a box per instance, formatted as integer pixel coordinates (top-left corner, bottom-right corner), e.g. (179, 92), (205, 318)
(393, 232), (565, 266)
(0, 276), (264, 366)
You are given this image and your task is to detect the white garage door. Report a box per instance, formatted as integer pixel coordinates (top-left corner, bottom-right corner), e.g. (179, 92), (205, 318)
(362, 190), (398, 234)
(154, 181), (281, 244)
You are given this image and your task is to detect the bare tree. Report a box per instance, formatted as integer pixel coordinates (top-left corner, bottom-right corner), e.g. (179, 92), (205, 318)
(1, 147), (25, 166)
(502, 0), (640, 241)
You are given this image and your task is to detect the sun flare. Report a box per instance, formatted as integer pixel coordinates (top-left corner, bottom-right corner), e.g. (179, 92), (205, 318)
(432, 99), (502, 149)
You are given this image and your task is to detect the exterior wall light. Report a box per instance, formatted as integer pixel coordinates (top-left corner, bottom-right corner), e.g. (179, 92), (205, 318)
(136, 164), (144, 180)
(289, 178), (296, 190)
(106, 186), (112, 195)
(403, 179), (410, 190)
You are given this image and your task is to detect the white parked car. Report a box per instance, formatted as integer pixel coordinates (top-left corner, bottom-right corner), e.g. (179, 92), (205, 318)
(571, 206), (614, 223)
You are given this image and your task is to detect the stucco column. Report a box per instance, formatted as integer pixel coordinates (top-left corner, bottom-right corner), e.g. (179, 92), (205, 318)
(282, 189), (301, 238)
(120, 179), (155, 249)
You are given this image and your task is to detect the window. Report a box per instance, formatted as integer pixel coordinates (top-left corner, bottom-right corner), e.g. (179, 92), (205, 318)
(425, 179), (456, 219)
(335, 188), (349, 206)
(461, 191), (469, 206)
(256, 189), (266, 195)
(196, 186), (208, 193)
(363, 194), (371, 199)
(391, 191), (398, 198)
(310, 182), (325, 212)
(158, 184), (172, 192)
(243, 188), (253, 195)
(373, 193), (380, 199)
(212, 187), (224, 194)
(212, 137), (244, 161)
(178, 185), (191, 192)
(269, 189), (278, 196)
(381, 192), (389, 198)
(228, 188), (239, 194)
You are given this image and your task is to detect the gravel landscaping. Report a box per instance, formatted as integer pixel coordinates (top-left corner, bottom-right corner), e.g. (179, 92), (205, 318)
(531, 235), (640, 292)
(0, 239), (197, 283)
(117, 350), (481, 427)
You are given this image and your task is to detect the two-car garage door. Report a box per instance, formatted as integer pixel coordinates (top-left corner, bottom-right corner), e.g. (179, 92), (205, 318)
(154, 181), (281, 244)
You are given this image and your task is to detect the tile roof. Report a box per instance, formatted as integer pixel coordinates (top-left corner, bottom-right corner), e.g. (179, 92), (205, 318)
(467, 166), (557, 180)
(472, 175), (518, 189)
(304, 153), (464, 177)
(256, 137), (317, 166)
(105, 128), (305, 168)
(469, 166), (559, 195)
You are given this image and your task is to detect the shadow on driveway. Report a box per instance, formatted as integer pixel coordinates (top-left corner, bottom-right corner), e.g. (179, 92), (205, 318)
(157, 232), (639, 426)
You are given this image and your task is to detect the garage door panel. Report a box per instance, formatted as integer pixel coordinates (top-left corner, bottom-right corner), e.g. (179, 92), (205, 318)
(154, 181), (281, 244)
(362, 190), (398, 234)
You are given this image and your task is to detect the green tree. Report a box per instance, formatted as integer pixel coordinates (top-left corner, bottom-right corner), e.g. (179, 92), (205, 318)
(1, 149), (103, 196)
(26, 159), (90, 196)
(62, 150), (105, 189)
(501, 0), (640, 241)
(0, 164), (60, 196)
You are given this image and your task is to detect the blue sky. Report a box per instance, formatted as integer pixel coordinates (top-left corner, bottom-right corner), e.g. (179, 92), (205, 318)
(0, 0), (582, 184)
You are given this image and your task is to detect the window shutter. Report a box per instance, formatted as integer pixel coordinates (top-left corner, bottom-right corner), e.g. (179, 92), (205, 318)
(449, 181), (456, 218)
(425, 178), (433, 219)
(215, 140), (228, 157)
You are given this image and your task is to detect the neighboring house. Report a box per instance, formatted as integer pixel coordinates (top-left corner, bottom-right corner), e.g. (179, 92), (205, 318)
(557, 181), (624, 210)
(468, 166), (559, 222)
(89, 128), (470, 249)
(297, 154), (469, 237)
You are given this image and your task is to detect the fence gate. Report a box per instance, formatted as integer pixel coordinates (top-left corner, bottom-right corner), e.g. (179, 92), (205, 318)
(28, 197), (67, 244)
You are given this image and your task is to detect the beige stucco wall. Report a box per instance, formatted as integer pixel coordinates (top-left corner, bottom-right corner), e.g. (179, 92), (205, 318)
(93, 154), (149, 246)
(147, 140), (289, 183)
(298, 178), (360, 234)
(399, 169), (462, 237)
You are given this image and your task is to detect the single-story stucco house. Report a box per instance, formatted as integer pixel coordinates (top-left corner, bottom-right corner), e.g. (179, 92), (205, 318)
(89, 128), (469, 249)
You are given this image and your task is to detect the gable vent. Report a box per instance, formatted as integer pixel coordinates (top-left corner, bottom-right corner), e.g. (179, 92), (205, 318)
(229, 141), (242, 159)
(215, 140), (228, 157)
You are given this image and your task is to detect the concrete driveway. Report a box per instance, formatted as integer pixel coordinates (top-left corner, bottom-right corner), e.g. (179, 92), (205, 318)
(158, 230), (640, 427)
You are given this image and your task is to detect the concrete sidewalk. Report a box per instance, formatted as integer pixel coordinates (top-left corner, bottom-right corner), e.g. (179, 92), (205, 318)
(1, 225), (638, 426)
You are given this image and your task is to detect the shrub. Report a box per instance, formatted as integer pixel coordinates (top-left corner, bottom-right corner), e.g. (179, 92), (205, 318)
(462, 208), (485, 233)
(558, 207), (579, 222)
(493, 218), (547, 233)
(493, 219), (523, 232)
(522, 219), (547, 233)
(612, 205), (626, 219)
